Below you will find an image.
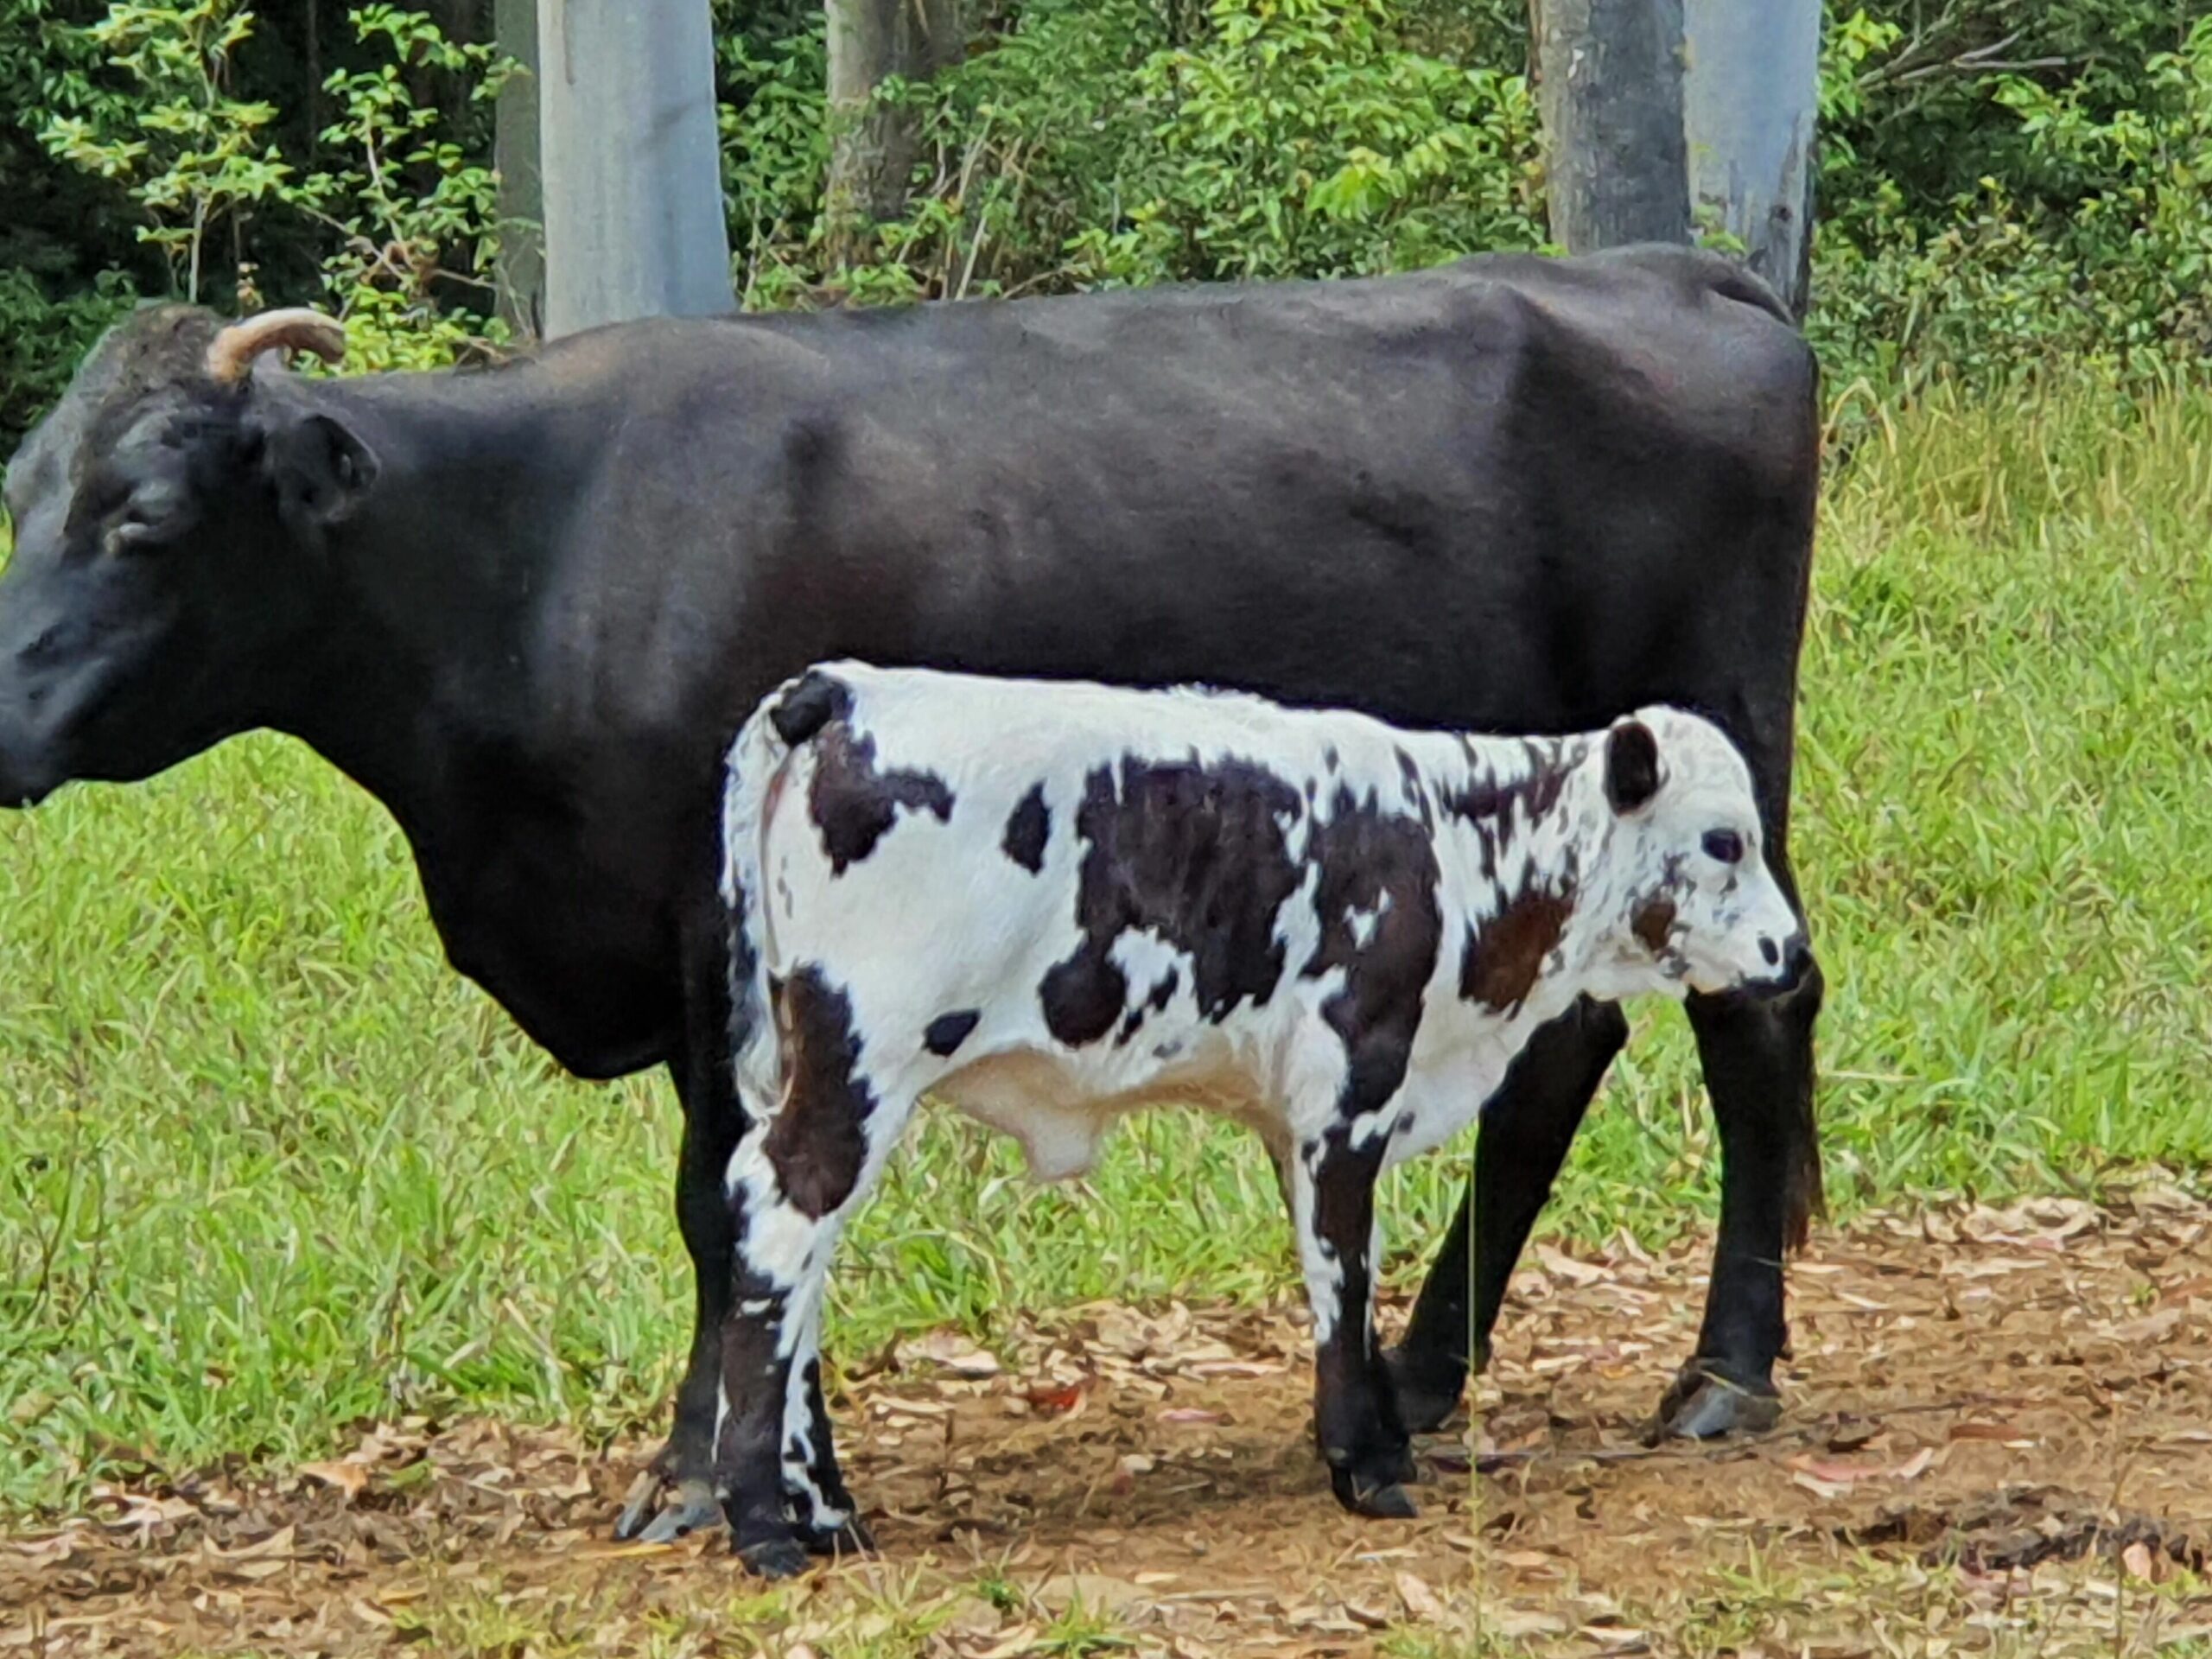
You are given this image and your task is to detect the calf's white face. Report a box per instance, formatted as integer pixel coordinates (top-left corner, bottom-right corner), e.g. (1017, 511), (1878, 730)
(1592, 709), (1806, 1001)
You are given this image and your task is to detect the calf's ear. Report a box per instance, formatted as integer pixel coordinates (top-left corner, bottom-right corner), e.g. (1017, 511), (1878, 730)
(1604, 720), (1662, 817)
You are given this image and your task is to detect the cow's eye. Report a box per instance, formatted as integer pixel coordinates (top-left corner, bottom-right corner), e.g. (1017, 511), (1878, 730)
(1701, 829), (1745, 865)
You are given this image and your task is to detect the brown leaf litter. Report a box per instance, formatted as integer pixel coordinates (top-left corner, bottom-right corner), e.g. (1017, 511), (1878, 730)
(2, 1194), (2209, 1655)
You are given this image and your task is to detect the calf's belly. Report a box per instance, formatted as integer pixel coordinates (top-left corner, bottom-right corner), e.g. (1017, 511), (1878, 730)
(931, 1039), (1280, 1182)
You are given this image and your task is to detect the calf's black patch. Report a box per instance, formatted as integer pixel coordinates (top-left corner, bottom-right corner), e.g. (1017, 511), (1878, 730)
(1001, 784), (1050, 873)
(765, 967), (875, 1217)
(769, 670), (855, 747)
(923, 1009), (981, 1057)
(1040, 755), (1304, 1046)
(1300, 785), (1444, 1116)
(807, 722), (955, 874)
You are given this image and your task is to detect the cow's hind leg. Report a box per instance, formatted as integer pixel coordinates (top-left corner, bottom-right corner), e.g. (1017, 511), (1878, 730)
(1386, 997), (1628, 1433)
(617, 912), (747, 1544)
(1290, 1126), (1416, 1519)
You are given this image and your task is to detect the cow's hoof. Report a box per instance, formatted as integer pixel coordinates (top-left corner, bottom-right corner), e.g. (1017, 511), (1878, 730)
(615, 1472), (722, 1544)
(738, 1535), (815, 1580)
(1383, 1339), (1485, 1434)
(796, 1510), (876, 1557)
(1332, 1465), (1421, 1519)
(1645, 1362), (1782, 1445)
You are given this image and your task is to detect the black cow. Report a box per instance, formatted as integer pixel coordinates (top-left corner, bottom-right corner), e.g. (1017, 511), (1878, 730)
(0, 244), (1823, 1546)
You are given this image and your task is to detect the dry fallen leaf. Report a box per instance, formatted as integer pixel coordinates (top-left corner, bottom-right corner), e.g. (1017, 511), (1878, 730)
(1158, 1407), (1224, 1426)
(297, 1460), (371, 1501)
(902, 1330), (1002, 1377)
(1395, 1569), (1446, 1622)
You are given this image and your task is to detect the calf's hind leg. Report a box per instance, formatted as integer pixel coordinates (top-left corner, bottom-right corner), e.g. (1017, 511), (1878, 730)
(719, 968), (916, 1578)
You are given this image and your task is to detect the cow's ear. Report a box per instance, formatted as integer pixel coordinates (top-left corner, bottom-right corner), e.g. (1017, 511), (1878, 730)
(1604, 719), (1662, 817)
(258, 407), (379, 531)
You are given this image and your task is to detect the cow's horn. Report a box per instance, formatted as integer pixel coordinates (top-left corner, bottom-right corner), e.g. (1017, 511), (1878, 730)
(205, 308), (348, 385)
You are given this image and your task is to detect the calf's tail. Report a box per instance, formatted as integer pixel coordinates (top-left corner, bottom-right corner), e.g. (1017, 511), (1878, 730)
(720, 667), (851, 1085)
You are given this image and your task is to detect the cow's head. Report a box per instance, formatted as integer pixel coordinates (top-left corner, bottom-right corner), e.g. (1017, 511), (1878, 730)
(0, 305), (373, 805)
(1586, 708), (1808, 1001)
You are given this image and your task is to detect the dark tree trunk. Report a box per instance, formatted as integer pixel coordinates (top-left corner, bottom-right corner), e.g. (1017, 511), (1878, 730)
(1530, 0), (1691, 252)
(494, 0), (543, 337)
(1529, 0), (1820, 317)
(823, 0), (962, 268)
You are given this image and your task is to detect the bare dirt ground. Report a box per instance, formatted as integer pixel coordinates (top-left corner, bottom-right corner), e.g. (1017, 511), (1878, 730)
(4, 1187), (2209, 1656)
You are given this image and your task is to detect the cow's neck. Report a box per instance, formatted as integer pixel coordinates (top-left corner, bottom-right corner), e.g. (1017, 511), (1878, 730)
(264, 371), (575, 830)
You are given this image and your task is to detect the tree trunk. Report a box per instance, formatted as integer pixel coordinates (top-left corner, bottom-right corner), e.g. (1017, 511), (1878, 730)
(1531, 0), (1690, 253)
(823, 0), (961, 267)
(494, 0), (543, 337)
(1529, 0), (1820, 316)
(1682, 0), (1821, 317)
(535, 0), (734, 338)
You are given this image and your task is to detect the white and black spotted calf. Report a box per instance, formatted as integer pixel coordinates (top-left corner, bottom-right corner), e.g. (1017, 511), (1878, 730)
(713, 662), (1808, 1576)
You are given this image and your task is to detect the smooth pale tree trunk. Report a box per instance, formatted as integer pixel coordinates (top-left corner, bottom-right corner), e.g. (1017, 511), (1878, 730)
(1530, 0), (1821, 317)
(824, 0), (961, 266)
(493, 0), (544, 337)
(1682, 0), (1822, 317)
(535, 0), (734, 338)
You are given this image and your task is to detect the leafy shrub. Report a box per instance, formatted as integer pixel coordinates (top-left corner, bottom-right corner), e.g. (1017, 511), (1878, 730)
(35, 2), (504, 376)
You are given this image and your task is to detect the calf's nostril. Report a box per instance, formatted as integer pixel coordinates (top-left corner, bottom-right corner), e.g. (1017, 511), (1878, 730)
(1759, 936), (1779, 966)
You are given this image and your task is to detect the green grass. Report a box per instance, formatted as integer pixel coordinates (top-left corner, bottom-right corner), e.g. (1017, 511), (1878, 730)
(3, 381), (2211, 1510)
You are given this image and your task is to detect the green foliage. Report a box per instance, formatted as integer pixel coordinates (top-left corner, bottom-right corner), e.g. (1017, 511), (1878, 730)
(43, 0), (292, 304)
(289, 4), (509, 369)
(1078, 0), (1544, 284)
(1811, 3), (2212, 397)
(24, 2), (502, 396)
(0, 265), (136, 444)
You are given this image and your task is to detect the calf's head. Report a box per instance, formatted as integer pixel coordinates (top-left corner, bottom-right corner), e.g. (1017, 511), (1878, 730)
(0, 305), (370, 805)
(1584, 709), (1808, 1001)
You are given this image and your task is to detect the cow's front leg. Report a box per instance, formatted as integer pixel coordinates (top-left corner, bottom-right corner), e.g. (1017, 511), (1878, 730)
(1291, 1128), (1415, 1519)
(1386, 996), (1629, 1433)
(1653, 957), (1822, 1440)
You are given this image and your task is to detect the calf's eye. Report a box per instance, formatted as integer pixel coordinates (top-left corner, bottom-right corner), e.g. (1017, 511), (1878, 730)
(1701, 829), (1745, 865)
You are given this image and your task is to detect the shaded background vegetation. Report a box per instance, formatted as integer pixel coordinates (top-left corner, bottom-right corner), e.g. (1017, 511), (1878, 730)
(1, 0), (2209, 453)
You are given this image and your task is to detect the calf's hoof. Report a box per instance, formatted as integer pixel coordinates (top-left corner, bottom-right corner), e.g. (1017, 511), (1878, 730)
(796, 1511), (876, 1557)
(615, 1469), (723, 1544)
(1645, 1361), (1782, 1445)
(738, 1534), (815, 1580)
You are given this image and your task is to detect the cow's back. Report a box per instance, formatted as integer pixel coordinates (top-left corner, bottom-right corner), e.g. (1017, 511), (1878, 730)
(359, 246), (1820, 1077)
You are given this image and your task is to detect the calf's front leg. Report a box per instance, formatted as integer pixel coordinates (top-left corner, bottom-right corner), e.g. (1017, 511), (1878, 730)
(1290, 1125), (1416, 1518)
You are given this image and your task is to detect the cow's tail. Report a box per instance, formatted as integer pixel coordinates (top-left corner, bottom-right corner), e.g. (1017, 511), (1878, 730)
(720, 667), (851, 1089)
